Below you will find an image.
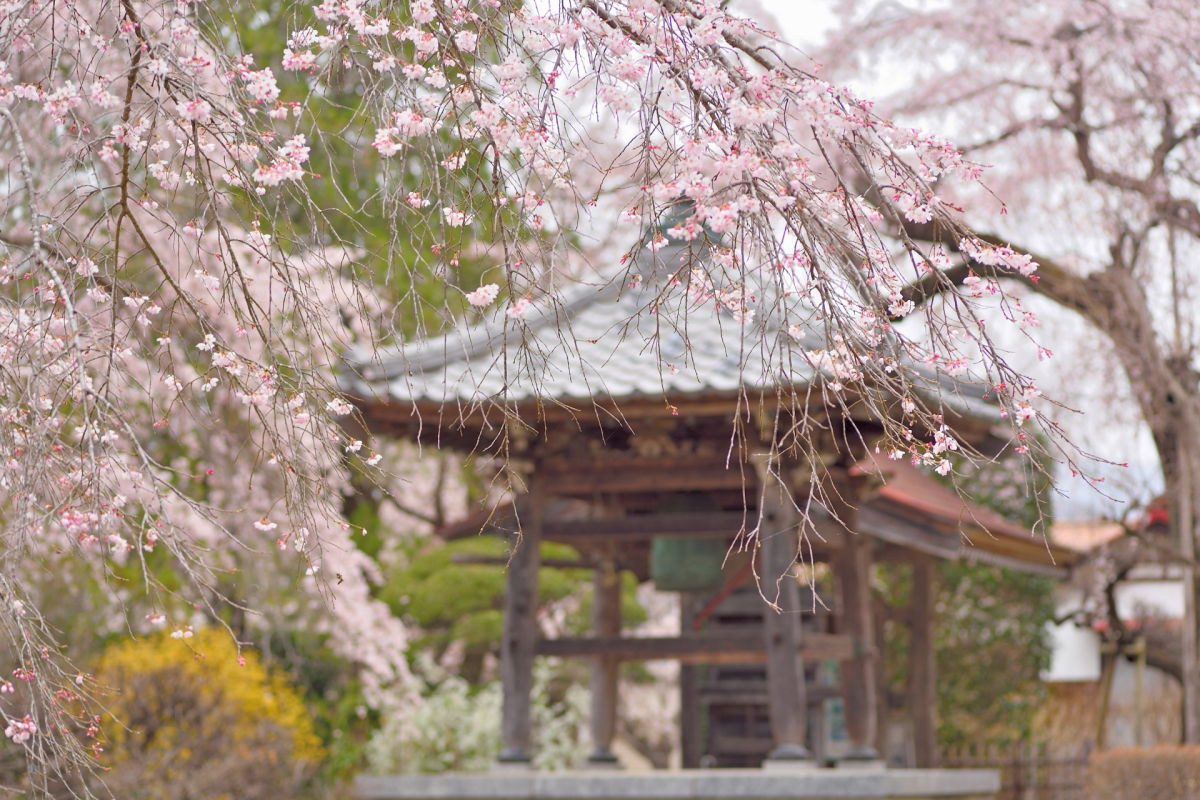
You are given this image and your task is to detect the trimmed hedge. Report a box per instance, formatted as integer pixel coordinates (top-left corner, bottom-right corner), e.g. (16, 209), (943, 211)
(1090, 746), (1200, 800)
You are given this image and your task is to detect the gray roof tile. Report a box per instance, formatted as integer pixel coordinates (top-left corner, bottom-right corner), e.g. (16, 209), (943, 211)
(342, 240), (1000, 427)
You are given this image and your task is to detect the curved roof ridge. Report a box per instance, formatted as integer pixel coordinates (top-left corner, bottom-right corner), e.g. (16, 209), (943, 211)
(340, 238), (1004, 434)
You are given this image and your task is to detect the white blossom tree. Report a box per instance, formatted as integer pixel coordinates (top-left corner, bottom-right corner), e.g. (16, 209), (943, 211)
(826, 0), (1200, 738)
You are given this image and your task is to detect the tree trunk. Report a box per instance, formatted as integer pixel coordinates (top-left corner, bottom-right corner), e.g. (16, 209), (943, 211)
(1164, 425), (1200, 742)
(1032, 266), (1200, 743)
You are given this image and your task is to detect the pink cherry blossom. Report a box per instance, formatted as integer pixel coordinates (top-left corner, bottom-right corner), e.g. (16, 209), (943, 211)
(506, 297), (534, 319)
(4, 716), (36, 745)
(453, 30), (479, 52)
(178, 98), (213, 123)
(465, 284), (500, 307)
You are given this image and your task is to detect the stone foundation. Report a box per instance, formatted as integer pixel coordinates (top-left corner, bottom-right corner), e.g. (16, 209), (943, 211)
(356, 768), (998, 800)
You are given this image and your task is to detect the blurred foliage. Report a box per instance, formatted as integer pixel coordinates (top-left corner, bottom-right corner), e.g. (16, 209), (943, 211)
(945, 443), (1055, 532)
(381, 535), (646, 682)
(367, 669), (502, 774)
(931, 562), (1055, 745)
(365, 657), (588, 774)
(256, 629), (378, 786)
(93, 628), (323, 799)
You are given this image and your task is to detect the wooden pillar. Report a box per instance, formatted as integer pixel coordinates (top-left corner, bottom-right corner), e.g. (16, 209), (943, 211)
(909, 554), (938, 767)
(873, 594), (890, 761)
(499, 474), (543, 764)
(589, 559), (622, 764)
(679, 592), (704, 768)
(754, 456), (810, 763)
(830, 480), (881, 763)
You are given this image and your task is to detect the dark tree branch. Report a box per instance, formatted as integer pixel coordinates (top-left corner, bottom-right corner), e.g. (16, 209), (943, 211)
(894, 215), (1194, 457)
(894, 218), (1097, 322)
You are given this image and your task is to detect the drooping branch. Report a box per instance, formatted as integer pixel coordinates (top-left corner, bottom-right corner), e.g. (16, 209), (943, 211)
(896, 217), (1194, 455)
(895, 219), (1096, 321)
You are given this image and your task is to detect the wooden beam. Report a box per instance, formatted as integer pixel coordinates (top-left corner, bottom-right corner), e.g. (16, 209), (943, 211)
(543, 512), (847, 548)
(543, 512), (752, 542)
(535, 632), (854, 663)
(909, 555), (938, 768)
(698, 684), (843, 705)
(445, 502), (972, 562)
(543, 465), (750, 495)
(961, 546), (1071, 579)
(355, 392), (841, 439)
(498, 475), (543, 764)
(450, 554), (594, 570)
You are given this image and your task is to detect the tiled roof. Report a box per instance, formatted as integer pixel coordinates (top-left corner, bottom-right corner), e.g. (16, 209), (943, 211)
(855, 457), (1078, 575)
(343, 239), (1001, 427)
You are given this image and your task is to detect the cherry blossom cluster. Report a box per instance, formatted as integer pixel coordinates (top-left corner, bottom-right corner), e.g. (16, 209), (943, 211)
(0, 0), (422, 780)
(4, 715), (37, 745)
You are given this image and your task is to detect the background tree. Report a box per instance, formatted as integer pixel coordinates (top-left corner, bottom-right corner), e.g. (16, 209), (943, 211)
(828, 0), (1200, 739)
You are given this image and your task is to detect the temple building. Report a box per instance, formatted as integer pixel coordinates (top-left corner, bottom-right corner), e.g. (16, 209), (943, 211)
(343, 234), (1074, 775)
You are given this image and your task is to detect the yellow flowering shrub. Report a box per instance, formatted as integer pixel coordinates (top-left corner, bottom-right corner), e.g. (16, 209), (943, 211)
(94, 627), (323, 800)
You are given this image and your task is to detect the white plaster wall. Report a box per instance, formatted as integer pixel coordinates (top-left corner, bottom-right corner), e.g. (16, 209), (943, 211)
(1042, 621), (1102, 682)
